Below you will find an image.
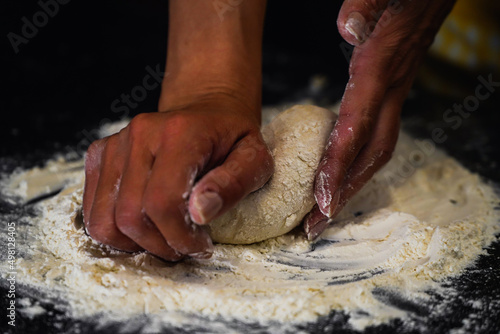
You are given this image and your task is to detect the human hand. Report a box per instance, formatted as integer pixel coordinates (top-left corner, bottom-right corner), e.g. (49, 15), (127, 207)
(83, 97), (273, 260)
(305, 0), (455, 239)
(83, 0), (269, 260)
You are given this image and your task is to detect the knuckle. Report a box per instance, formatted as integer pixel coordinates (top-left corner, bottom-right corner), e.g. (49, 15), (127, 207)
(127, 113), (149, 141)
(215, 168), (239, 192)
(87, 139), (101, 155)
(96, 136), (119, 167)
(207, 168), (244, 197)
(164, 112), (191, 133)
(224, 160), (243, 178)
(86, 139), (103, 158)
(85, 139), (104, 173)
(103, 133), (119, 150)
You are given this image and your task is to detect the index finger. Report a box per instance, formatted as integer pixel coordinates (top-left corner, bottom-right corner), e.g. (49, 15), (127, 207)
(314, 49), (389, 217)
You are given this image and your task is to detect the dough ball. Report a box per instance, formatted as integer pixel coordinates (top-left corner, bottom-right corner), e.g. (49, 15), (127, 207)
(208, 105), (337, 244)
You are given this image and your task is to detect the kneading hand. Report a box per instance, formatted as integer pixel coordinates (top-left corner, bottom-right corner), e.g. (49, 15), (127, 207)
(83, 0), (269, 260)
(305, 0), (455, 239)
(83, 98), (273, 260)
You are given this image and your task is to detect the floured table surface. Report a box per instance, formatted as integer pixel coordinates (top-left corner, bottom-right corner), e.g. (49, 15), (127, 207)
(1, 105), (500, 334)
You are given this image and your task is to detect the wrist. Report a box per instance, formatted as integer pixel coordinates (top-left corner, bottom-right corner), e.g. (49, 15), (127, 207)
(159, 59), (261, 114)
(158, 0), (265, 119)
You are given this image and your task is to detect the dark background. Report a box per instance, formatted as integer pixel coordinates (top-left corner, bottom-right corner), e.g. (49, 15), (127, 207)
(2, 1), (349, 158)
(2, 1), (500, 333)
(3, 1), (500, 180)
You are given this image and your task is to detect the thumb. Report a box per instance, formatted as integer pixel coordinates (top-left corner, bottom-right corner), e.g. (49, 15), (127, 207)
(337, 0), (398, 45)
(188, 132), (274, 225)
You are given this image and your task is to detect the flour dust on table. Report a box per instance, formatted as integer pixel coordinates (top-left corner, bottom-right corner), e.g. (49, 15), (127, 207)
(1, 104), (499, 333)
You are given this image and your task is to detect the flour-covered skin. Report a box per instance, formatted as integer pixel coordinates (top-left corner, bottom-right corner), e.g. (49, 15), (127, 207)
(3, 106), (499, 331)
(309, 0), (456, 238)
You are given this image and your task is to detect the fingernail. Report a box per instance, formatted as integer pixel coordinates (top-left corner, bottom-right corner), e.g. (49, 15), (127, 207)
(320, 189), (340, 217)
(191, 225), (214, 258)
(151, 251), (184, 264)
(316, 171), (340, 217)
(188, 251), (213, 259)
(306, 218), (330, 241)
(345, 12), (366, 44)
(192, 191), (223, 224)
(316, 170), (331, 216)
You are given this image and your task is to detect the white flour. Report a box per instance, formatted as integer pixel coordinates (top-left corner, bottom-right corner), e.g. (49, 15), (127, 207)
(1, 106), (499, 333)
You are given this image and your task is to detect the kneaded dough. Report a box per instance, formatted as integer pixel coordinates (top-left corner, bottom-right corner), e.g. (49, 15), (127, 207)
(208, 105), (337, 244)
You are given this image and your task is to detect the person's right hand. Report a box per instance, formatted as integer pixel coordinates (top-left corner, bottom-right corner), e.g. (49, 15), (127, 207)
(83, 0), (269, 261)
(83, 96), (273, 261)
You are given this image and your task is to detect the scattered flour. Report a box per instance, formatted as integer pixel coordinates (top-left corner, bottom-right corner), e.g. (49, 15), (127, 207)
(1, 105), (499, 332)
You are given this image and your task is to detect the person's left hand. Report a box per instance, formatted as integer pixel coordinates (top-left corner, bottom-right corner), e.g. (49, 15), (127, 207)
(304, 0), (456, 239)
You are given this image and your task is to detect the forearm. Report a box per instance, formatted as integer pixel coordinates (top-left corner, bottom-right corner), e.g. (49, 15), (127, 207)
(160, 0), (267, 117)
